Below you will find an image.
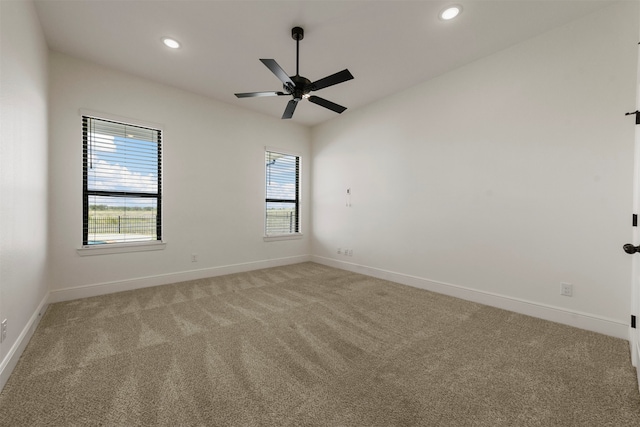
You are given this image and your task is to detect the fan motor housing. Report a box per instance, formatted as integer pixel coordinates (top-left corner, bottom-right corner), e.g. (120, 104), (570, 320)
(285, 75), (312, 99)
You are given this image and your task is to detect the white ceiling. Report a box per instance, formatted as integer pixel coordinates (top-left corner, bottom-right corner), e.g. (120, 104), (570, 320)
(34, 0), (615, 127)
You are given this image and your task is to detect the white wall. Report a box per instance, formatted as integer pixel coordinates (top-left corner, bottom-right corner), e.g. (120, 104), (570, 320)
(311, 2), (639, 338)
(0, 0), (50, 387)
(48, 52), (310, 300)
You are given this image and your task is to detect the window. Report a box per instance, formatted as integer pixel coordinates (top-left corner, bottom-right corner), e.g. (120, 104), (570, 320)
(82, 115), (162, 246)
(265, 149), (300, 236)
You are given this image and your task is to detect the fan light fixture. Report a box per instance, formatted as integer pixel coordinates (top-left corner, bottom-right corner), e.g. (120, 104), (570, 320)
(162, 37), (181, 49)
(440, 5), (462, 20)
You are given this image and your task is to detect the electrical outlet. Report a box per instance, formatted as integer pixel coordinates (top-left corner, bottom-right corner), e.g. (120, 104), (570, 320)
(347, 249), (353, 256)
(1, 319), (7, 343)
(191, 253), (198, 263)
(560, 283), (573, 297)
(337, 248), (342, 254)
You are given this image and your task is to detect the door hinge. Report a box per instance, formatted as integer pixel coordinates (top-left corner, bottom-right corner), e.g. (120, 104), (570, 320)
(632, 315), (636, 329)
(633, 214), (637, 227)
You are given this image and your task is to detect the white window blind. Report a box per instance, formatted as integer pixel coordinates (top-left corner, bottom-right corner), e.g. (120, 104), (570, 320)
(265, 150), (300, 236)
(82, 116), (162, 245)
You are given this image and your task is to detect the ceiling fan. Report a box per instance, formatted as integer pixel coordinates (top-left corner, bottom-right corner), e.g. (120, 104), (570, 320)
(235, 27), (354, 119)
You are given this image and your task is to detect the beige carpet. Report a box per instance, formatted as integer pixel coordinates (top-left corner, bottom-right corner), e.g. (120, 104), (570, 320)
(1, 262), (639, 426)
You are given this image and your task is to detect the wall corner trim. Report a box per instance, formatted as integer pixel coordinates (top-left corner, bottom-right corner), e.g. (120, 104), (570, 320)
(0, 294), (49, 393)
(310, 255), (628, 340)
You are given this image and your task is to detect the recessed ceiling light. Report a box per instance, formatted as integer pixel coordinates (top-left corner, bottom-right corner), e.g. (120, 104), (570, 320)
(439, 5), (462, 21)
(162, 37), (181, 49)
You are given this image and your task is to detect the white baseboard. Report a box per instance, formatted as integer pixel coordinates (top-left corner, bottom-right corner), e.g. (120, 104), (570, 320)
(49, 255), (311, 303)
(0, 293), (49, 392)
(312, 255), (629, 340)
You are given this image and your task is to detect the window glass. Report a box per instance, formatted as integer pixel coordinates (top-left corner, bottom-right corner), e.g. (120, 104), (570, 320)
(83, 116), (162, 245)
(265, 150), (300, 236)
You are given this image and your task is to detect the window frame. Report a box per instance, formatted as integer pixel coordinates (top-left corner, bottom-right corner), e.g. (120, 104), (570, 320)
(264, 147), (303, 241)
(78, 110), (165, 255)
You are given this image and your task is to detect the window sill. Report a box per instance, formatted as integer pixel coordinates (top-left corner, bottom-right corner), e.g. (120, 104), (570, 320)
(77, 241), (166, 256)
(263, 233), (304, 242)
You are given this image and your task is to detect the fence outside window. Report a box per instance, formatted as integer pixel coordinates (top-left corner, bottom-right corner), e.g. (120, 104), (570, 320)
(88, 216), (157, 237)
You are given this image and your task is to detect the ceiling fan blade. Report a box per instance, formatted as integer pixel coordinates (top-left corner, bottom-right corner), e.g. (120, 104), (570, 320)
(309, 69), (354, 91)
(260, 59), (295, 89)
(308, 96), (347, 114)
(235, 91), (287, 98)
(282, 99), (298, 119)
